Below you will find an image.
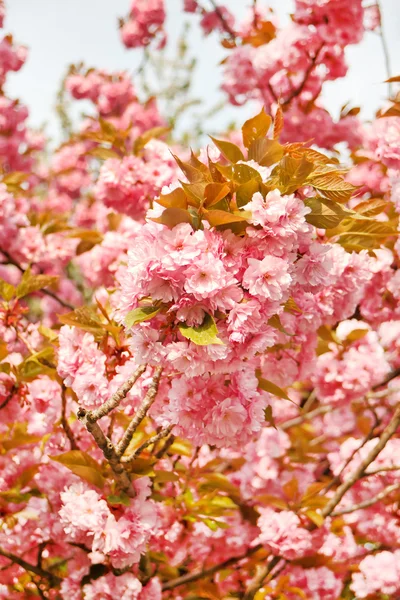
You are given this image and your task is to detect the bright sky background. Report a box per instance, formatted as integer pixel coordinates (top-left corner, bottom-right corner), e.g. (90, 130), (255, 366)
(5, 0), (400, 143)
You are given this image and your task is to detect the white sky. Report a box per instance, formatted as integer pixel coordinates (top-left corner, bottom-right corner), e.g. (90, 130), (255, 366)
(4, 0), (400, 142)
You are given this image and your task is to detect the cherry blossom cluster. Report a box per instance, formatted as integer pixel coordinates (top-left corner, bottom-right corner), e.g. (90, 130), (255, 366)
(0, 1), (400, 599)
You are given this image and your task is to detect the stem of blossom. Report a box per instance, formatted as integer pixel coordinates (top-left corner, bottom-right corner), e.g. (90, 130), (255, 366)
(0, 247), (75, 311)
(376, 0), (393, 97)
(88, 364), (146, 422)
(321, 403), (400, 517)
(61, 384), (78, 450)
(161, 544), (263, 591)
(209, 0), (236, 40)
(331, 482), (400, 516)
(121, 425), (173, 464)
(77, 407), (135, 496)
(116, 366), (163, 458)
(282, 43), (324, 107)
(0, 547), (62, 586)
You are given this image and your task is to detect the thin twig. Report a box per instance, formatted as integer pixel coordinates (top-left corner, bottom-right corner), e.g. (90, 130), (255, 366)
(280, 405), (331, 430)
(116, 367), (163, 458)
(282, 43), (324, 107)
(121, 425), (173, 464)
(376, 0), (393, 97)
(61, 385), (78, 450)
(331, 482), (400, 516)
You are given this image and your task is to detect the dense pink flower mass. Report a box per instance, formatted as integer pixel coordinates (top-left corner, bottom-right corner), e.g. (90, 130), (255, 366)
(1, 0), (400, 598)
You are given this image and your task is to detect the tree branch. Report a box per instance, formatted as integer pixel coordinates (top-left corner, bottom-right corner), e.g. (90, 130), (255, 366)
(88, 365), (146, 422)
(116, 366), (163, 458)
(161, 544), (263, 591)
(331, 482), (400, 516)
(0, 547), (62, 586)
(77, 407), (134, 496)
(280, 405), (331, 430)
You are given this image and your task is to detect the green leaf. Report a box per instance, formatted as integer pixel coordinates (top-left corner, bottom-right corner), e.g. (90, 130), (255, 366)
(16, 269), (59, 299)
(0, 279), (15, 301)
(204, 209), (249, 228)
(125, 305), (161, 328)
(353, 198), (388, 217)
(304, 196), (353, 229)
(309, 173), (358, 203)
(248, 138), (284, 166)
(215, 163), (262, 185)
(275, 155), (314, 194)
(157, 187), (188, 209)
(51, 450), (105, 489)
(107, 493), (131, 506)
(236, 178), (260, 208)
(86, 146), (120, 160)
(133, 126), (170, 153)
(58, 306), (104, 339)
(242, 109), (272, 148)
(180, 181), (207, 207)
(178, 313), (224, 346)
(172, 153), (207, 183)
(210, 137), (244, 163)
(204, 183), (231, 207)
(151, 207), (193, 229)
(273, 104), (284, 140)
(264, 405), (277, 429)
(268, 314), (293, 336)
(257, 375), (291, 401)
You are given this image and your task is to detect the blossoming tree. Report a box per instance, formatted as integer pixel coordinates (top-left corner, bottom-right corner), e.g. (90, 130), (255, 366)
(1, 0), (400, 598)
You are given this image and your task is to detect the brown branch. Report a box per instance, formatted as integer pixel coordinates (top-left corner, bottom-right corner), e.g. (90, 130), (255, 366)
(116, 367), (163, 458)
(0, 547), (62, 586)
(321, 403), (400, 517)
(0, 247), (75, 311)
(331, 482), (400, 516)
(121, 425), (173, 464)
(77, 407), (134, 496)
(161, 544), (262, 591)
(61, 385), (78, 450)
(88, 365), (146, 422)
